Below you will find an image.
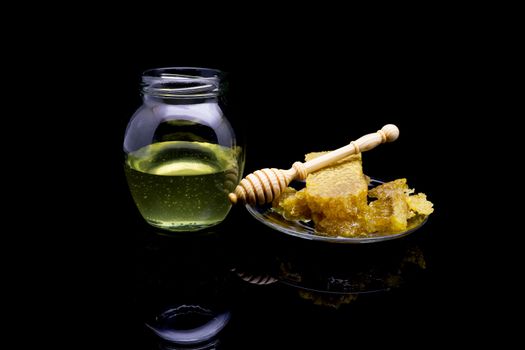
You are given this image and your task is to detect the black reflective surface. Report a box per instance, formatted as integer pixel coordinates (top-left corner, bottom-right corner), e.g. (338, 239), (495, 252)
(121, 202), (446, 349)
(23, 28), (505, 348)
(74, 59), (485, 348)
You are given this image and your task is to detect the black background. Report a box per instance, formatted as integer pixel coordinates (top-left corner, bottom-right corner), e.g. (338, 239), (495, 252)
(95, 53), (478, 348)
(21, 26), (505, 348)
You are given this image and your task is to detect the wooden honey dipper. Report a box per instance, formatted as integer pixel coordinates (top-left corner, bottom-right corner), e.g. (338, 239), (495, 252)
(229, 124), (400, 205)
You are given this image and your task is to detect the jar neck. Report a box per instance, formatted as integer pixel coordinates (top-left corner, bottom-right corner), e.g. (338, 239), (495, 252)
(141, 67), (222, 100)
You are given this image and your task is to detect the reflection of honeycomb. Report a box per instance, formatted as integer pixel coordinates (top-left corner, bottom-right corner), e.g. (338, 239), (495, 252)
(274, 153), (433, 237)
(298, 290), (358, 309)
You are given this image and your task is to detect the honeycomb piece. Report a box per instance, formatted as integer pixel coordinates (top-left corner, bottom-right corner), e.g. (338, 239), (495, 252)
(366, 198), (393, 232)
(271, 153), (434, 238)
(305, 152), (368, 203)
(367, 196), (409, 233)
(273, 187), (311, 221)
(366, 179), (433, 233)
(304, 152), (369, 236)
(407, 193), (434, 216)
(314, 215), (369, 237)
(368, 178), (413, 198)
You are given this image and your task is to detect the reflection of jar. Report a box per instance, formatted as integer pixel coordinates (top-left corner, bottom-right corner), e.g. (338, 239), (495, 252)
(124, 68), (244, 231)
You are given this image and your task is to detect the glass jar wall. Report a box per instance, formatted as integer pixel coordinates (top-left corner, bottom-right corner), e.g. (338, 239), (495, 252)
(124, 68), (244, 232)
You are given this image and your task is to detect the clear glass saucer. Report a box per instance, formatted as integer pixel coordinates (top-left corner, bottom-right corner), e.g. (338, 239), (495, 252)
(245, 179), (427, 244)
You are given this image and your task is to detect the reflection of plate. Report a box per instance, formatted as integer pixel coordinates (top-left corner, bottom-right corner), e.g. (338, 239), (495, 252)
(245, 179), (428, 244)
(276, 243), (427, 295)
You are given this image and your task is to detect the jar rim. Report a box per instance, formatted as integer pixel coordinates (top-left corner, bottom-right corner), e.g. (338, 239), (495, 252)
(142, 67), (222, 79)
(142, 67), (223, 99)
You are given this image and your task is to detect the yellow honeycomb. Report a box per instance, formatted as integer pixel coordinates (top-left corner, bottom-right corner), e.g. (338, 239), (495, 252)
(273, 152), (433, 237)
(272, 187), (310, 221)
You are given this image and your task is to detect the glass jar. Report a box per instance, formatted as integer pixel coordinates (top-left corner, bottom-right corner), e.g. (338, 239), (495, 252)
(124, 67), (244, 232)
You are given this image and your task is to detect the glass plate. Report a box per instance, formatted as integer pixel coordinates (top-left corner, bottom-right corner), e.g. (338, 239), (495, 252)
(245, 179), (428, 244)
